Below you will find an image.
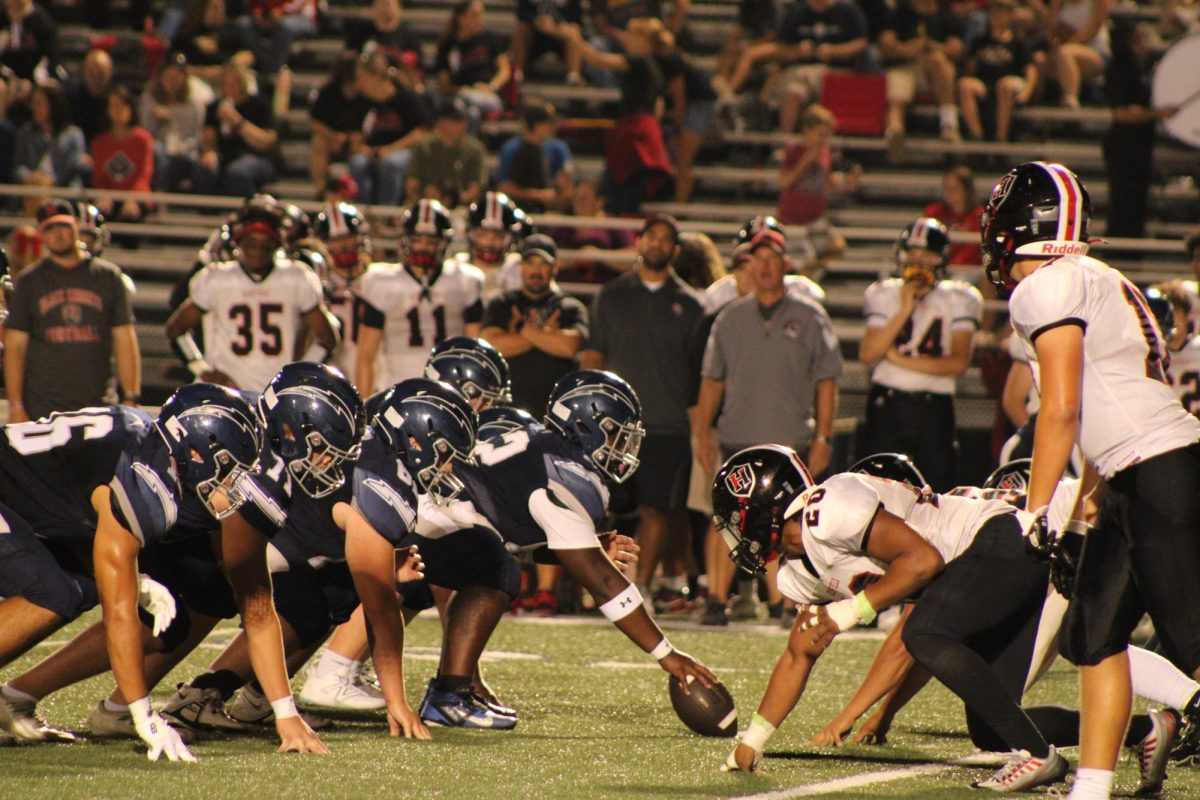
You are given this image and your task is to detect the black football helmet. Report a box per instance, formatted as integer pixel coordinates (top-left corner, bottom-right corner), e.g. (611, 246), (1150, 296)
(424, 336), (512, 409)
(981, 161), (1092, 291)
(894, 217), (951, 282)
(74, 202), (110, 256)
(711, 445), (815, 575)
(544, 370), (644, 484)
(401, 199), (454, 270)
(477, 405), (538, 443)
(1142, 286), (1177, 342)
(231, 194), (286, 245)
(282, 203), (313, 249)
(981, 458), (1032, 506)
(314, 202), (371, 276)
(156, 383), (263, 519)
(257, 362), (366, 498)
(735, 215), (786, 247)
(849, 452), (928, 489)
(372, 378), (477, 504)
(467, 192), (528, 265)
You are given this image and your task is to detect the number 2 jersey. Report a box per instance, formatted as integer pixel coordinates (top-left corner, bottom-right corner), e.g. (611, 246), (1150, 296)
(863, 277), (983, 395)
(1009, 254), (1200, 477)
(1168, 334), (1200, 417)
(775, 473), (1013, 605)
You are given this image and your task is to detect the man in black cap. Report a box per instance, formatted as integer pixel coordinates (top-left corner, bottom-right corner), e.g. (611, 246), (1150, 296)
(481, 233), (589, 414)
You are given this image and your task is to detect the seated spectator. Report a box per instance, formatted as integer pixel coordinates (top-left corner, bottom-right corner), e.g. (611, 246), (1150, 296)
(1034, 0), (1110, 108)
(587, 0), (688, 86)
(728, 0), (868, 133)
(232, 0), (297, 75)
(495, 99), (574, 213)
(69, 48), (113, 143)
(879, 0), (964, 160)
(654, 25), (718, 202)
(308, 49), (369, 190)
(140, 52), (214, 193)
(0, 0), (57, 82)
(922, 164), (983, 273)
(405, 102), (486, 208)
(549, 177), (635, 283)
(279, 0), (319, 40)
(197, 61), (278, 197)
(349, 51), (430, 207)
(714, 0), (778, 96)
(91, 86), (154, 221)
(434, 0), (511, 131)
(172, 0), (239, 83)
(344, 0), (424, 90)
(777, 104), (857, 261)
(13, 83), (87, 208)
(511, 0), (585, 83)
(957, 0), (1037, 141)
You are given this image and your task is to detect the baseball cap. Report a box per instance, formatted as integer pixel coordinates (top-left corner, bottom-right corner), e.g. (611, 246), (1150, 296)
(520, 233), (557, 264)
(747, 229), (786, 255)
(36, 199), (78, 231)
(640, 213), (680, 241)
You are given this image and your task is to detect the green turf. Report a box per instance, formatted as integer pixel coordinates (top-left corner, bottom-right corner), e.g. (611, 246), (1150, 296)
(2, 611), (1197, 799)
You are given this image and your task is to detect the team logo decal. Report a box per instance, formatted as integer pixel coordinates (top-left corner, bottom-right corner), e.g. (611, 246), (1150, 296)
(725, 464), (755, 497)
(990, 172), (1017, 208)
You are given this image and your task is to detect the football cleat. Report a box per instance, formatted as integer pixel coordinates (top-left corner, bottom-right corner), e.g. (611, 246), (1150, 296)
(528, 589), (557, 617)
(1134, 708), (1178, 795)
(972, 747), (1068, 792)
(228, 684), (332, 731)
(696, 598), (730, 627)
(0, 689), (75, 743)
(161, 684), (249, 733)
(728, 592), (759, 622)
(88, 700), (194, 743)
(298, 664), (387, 711)
(418, 681), (517, 730)
(1171, 708), (1200, 765)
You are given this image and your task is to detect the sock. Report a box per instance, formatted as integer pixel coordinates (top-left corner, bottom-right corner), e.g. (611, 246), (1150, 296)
(1, 684), (37, 704)
(190, 669), (245, 701)
(1068, 767), (1113, 800)
(104, 698), (128, 713)
(435, 674), (473, 694)
(939, 104), (959, 129)
(1129, 645), (1200, 710)
(313, 648), (355, 679)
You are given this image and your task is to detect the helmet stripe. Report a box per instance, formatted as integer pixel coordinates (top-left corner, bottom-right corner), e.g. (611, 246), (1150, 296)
(1040, 162), (1082, 242)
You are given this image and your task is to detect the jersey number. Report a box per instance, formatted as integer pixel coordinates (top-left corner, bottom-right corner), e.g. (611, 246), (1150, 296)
(1177, 372), (1200, 414)
(898, 318), (944, 357)
(6, 412), (115, 455)
(474, 430), (531, 466)
(1120, 282), (1168, 383)
(229, 302), (284, 357)
(803, 488), (827, 528)
(406, 305), (447, 348)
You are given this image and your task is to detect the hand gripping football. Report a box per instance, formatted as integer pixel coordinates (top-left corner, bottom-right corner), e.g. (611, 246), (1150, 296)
(668, 675), (737, 737)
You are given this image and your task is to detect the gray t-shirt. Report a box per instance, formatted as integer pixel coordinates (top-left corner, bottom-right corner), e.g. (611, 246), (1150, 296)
(7, 255), (134, 419)
(702, 293), (843, 450)
(588, 270), (705, 435)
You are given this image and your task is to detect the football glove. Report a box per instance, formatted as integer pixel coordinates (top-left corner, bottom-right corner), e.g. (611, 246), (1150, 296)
(1049, 524), (1087, 598)
(1017, 506), (1054, 559)
(137, 574), (177, 638)
(130, 697), (196, 763)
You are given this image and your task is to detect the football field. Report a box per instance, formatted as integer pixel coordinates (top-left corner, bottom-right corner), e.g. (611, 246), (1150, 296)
(3, 611), (1197, 799)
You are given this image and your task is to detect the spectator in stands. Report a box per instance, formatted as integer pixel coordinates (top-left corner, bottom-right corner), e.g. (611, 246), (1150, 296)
(879, 0), (965, 162)
(90, 87), (154, 222)
(727, 0), (868, 133)
(548, 177), (635, 283)
(672, 231), (725, 291)
(405, 102), (487, 208)
(655, 28), (718, 203)
(1033, 0), (1110, 109)
(563, 19), (674, 213)
(511, 0), (585, 83)
(69, 48), (113, 144)
(172, 0), (238, 83)
(198, 61), (278, 198)
(5, 199), (139, 423)
(588, 0), (690, 86)
(0, 0), (56, 82)
(713, 0), (778, 97)
(343, 0), (423, 90)
(13, 83), (88, 206)
(232, 0), (298, 76)
(141, 51), (215, 193)
(434, 0), (511, 132)
(350, 51), (430, 207)
(495, 99), (574, 213)
(923, 164), (983, 272)
(777, 104), (856, 262)
(308, 49), (369, 190)
(957, 0), (1037, 142)
(4, 224), (39, 277)
(1103, 21), (1178, 239)
(582, 213), (706, 621)
(0, 79), (14, 183)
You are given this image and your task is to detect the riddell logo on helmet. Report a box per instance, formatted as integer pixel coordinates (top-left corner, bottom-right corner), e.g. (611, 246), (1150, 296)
(1040, 242), (1088, 255)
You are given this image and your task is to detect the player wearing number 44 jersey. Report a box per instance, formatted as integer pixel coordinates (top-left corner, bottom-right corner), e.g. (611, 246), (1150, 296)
(860, 217), (983, 490)
(354, 199), (485, 394)
(166, 196), (339, 391)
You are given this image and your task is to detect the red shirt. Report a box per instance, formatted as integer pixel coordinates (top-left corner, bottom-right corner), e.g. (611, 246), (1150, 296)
(778, 142), (831, 225)
(923, 200), (984, 267)
(90, 127), (154, 192)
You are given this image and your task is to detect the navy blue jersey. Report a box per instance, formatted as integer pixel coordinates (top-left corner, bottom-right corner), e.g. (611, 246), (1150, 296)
(458, 427), (608, 551)
(234, 441), (293, 538)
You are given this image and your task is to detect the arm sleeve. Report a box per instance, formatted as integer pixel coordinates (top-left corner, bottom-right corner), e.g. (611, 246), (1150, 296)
(1008, 265), (1088, 343)
(950, 284), (984, 332)
(296, 265), (324, 314)
(356, 271), (389, 329)
(700, 313), (726, 381)
(811, 312), (845, 382)
(187, 266), (214, 312)
(528, 488), (602, 550)
(6, 273), (33, 333)
(352, 461), (418, 545)
(561, 296), (589, 340)
(481, 296), (512, 329)
(862, 281), (896, 327)
(805, 474), (884, 555)
(110, 266), (134, 327)
(109, 454), (180, 547)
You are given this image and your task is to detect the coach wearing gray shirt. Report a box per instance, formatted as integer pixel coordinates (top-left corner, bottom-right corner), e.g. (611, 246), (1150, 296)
(695, 230), (843, 478)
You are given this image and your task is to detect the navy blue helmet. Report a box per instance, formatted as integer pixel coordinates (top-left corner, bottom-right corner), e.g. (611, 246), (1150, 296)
(477, 405), (538, 443)
(982, 459), (1032, 506)
(372, 378), (477, 504)
(544, 370), (644, 483)
(257, 362), (366, 498)
(1142, 286), (1177, 342)
(424, 336), (512, 408)
(849, 452), (928, 489)
(156, 383), (263, 519)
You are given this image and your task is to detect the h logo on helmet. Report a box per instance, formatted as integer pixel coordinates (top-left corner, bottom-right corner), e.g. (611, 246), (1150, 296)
(725, 464), (755, 498)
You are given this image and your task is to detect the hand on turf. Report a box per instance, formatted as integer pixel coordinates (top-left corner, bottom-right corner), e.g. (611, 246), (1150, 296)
(137, 573), (177, 637)
(275, 714), (330, 755)
(853, 710), (890, 745)
(797, 604), (840, 648)
(388, 703), (432, 740)
(134, 710), (196, 763)
(721, 742), (762, 772)
(811, 717), (854, 747)
(660, 650), (717, 692)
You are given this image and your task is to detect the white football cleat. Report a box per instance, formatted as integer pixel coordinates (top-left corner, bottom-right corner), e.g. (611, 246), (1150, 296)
(1134, 708), (1178, 795)
(298, 664), (386, 711)
(161, 684), (248, 733)
(972, 746), (1068, 793)
(0, 688), (75, 743)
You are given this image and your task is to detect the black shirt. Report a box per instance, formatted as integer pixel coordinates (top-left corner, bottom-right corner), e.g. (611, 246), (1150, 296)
(361, 83), (429, 147)
(205, 93), (275, 164)
(656, 49), (717, 102)
(966, 29), (1030, 85)
(435, 32), (503, 87)
(0, 4), (57, 80)
(308, 80), (370, 134)
(343, 19), (423, 69)
(619, 54), (663, 117)
(517, 0), (584, 25)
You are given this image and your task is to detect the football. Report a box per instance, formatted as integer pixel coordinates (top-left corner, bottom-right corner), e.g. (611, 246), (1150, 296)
(668, 675), (737, 737)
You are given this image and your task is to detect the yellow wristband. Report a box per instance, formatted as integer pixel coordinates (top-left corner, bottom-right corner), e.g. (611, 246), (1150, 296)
(854, 590), (877, 626)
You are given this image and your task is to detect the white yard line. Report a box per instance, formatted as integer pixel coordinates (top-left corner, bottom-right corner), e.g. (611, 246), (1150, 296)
(730, 754), (1001, 800)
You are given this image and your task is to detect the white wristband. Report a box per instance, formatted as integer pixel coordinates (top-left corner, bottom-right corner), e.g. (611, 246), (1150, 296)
(741, 713), (777, 753)
(270, 695), (299, 720)
(825, 598), (860, 632)
(649, 638), (674, 660)
(599, 583), (644, 622)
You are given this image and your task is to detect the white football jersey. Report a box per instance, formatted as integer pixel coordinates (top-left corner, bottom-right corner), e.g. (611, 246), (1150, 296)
(702, 274), (826, 314)
(1168, 335), (1200, 417)
(189, 259), (324, 391)
(779, 472), (1013, 606)
(1009, 255), (1200, 477)
(325, 268), (375, 384)
(356, 259), (485, 389)
(1183, 279), (1199, 331)
(863, 278), (983, 395)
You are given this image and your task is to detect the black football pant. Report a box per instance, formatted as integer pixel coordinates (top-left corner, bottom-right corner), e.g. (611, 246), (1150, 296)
(862, 385), (956, 491)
